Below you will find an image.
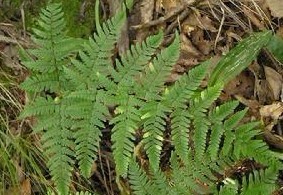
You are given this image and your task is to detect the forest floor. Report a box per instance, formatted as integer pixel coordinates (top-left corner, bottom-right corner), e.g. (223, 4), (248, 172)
(1, 0), (283, 194)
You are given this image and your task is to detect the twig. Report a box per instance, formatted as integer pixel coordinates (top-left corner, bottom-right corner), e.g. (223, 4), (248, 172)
(131, 6), (186, 30)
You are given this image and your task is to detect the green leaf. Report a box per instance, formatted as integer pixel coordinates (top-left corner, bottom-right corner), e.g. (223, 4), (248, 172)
(209, 31), (272, 86)
(267, 34), (283, 64)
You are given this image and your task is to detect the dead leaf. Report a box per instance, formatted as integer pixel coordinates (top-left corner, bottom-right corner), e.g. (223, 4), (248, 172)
(21, 178), (31, 195)
(161, 0), (182, 13)
(266, 0), (283, 17)
(260, 102), (283, 120)
(264, 66), (283, 100)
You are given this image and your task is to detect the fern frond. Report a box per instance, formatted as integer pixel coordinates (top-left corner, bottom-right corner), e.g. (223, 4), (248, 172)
(128, 159), (153, 195)
(189, 84), (223, 159)
(138, 33), (180, 100)
(170, 151), (212, 194)
(23, 97), (74, 194)
(111, 93), (141, 176)
(21, 3), (78, 93)
(141, 101), (171, 171)
(65, 90), (108, 178)
(207, 101), (239, 160)
(209, 101), (239, 122)
(170, 108), (191, 163)
(234, 122), (275, 165)
(241, 162), (280, 195)
(163, 60), (210, 108)
(150, 168), (171, 194)
(111, 31), (163, 87)
(221, 109), (247, 156)
(64, 3), (127, 90)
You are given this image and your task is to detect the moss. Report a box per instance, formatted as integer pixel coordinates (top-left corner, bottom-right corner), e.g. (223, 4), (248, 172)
(1, 0), (96, 38)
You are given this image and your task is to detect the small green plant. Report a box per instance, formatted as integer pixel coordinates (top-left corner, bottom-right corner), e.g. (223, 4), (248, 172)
(20, 1), (281, 194)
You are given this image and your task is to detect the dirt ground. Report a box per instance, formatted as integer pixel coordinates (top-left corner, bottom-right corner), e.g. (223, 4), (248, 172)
(1, 0), (283, 194)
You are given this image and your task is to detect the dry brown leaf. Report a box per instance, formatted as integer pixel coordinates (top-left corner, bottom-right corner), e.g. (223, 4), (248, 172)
(264, 66), (283, 100)
(266, 0), (283, 17)
(260, 102), (283, 120)
(21, 178), (31, 195)
(162, 0), (182, 12)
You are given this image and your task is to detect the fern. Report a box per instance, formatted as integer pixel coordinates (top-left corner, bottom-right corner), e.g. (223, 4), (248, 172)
(111, 93), (142, 176)
(21, 3), (81, 93)
(20, 1), (281, 194)
(21, 97), (74, 194)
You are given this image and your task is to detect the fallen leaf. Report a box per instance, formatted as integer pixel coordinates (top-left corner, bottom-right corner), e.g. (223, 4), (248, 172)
(264, 66), (283, 100)
(260, 102), (283, 120)
(21, 178), (31, 195)
(266, 0), (283, 17)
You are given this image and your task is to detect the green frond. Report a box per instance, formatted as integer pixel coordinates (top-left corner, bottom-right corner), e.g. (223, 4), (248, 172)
(170, 108), (191, 163)
(111, 94), (141, 176)
(163, 60), (210, 108)
(21, 74), (60, 93)
(190, 83), (223, 113)
(21, 3), (79, 93)
(128, 159), (153, 195)
(36, 98), (74, 195)
(138, 33), (180, 100)
(111, 31), (163, 87)
(189, 84), (223, 159)
(64, 3), (127, 90)
(234, 122), (274, 165)
(150, 168), (171, 194)
(207, 123), (224, 160)
(207, 101), (239, 160)
(241, 163), (279, 195)
(209, 101), (239, 122)
(220, 109), (248, 156)
(20, 97), (56, 120)
(141, 101), (171, 171)
(193, 114), (211, 159)
(65, 90), (108, 178)
(170, 151), (212, 194)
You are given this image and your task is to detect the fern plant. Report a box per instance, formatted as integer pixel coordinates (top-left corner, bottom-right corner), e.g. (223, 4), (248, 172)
(20, 1), (280, 194)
